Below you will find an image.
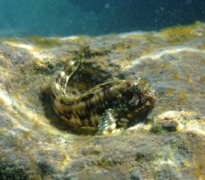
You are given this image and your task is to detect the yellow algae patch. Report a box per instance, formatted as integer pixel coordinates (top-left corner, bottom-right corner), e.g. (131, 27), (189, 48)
(161, 21), (205, 39)
(161, 61), (170, 69)
(200, 75), (205, 84)
(166, 88), (175, 95)
(171, 72), (181, 81)
(185, 75), (194, 85)
(26, 36), (62, 48)
(177, 91), (188, 102)
(161, 25), (193, 37)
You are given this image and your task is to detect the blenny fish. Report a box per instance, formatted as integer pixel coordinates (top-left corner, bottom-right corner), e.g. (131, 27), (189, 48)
(51, 46), (157, 134)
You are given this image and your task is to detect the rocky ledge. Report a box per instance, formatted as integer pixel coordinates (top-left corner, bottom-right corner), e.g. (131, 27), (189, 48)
(0, 22), (205, 179)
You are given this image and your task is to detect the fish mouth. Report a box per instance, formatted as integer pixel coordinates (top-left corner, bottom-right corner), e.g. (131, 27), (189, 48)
(149, 93), (158, 105)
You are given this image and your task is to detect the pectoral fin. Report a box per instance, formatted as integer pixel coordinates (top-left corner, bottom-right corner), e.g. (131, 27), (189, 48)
(97, 109), (117, 134)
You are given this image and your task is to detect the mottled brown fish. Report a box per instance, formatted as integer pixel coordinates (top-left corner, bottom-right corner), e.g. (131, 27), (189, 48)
(51, 46), (157, 134)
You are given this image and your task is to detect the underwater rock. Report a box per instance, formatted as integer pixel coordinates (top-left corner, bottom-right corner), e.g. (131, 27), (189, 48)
(0, 22), (205, 179)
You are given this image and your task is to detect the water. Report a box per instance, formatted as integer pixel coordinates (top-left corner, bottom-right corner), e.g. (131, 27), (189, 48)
(0, 0), (204, 37)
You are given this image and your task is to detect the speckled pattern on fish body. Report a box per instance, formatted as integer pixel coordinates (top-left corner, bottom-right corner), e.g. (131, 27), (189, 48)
(51, 46), (157, 134)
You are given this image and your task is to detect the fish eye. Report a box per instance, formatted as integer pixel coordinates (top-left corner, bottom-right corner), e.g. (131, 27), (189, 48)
(121, 91), (134, 101)
(132, 84), (140, 91)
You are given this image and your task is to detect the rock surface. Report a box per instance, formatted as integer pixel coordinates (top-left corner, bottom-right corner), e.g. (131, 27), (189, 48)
(0, 22), (205, 179)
